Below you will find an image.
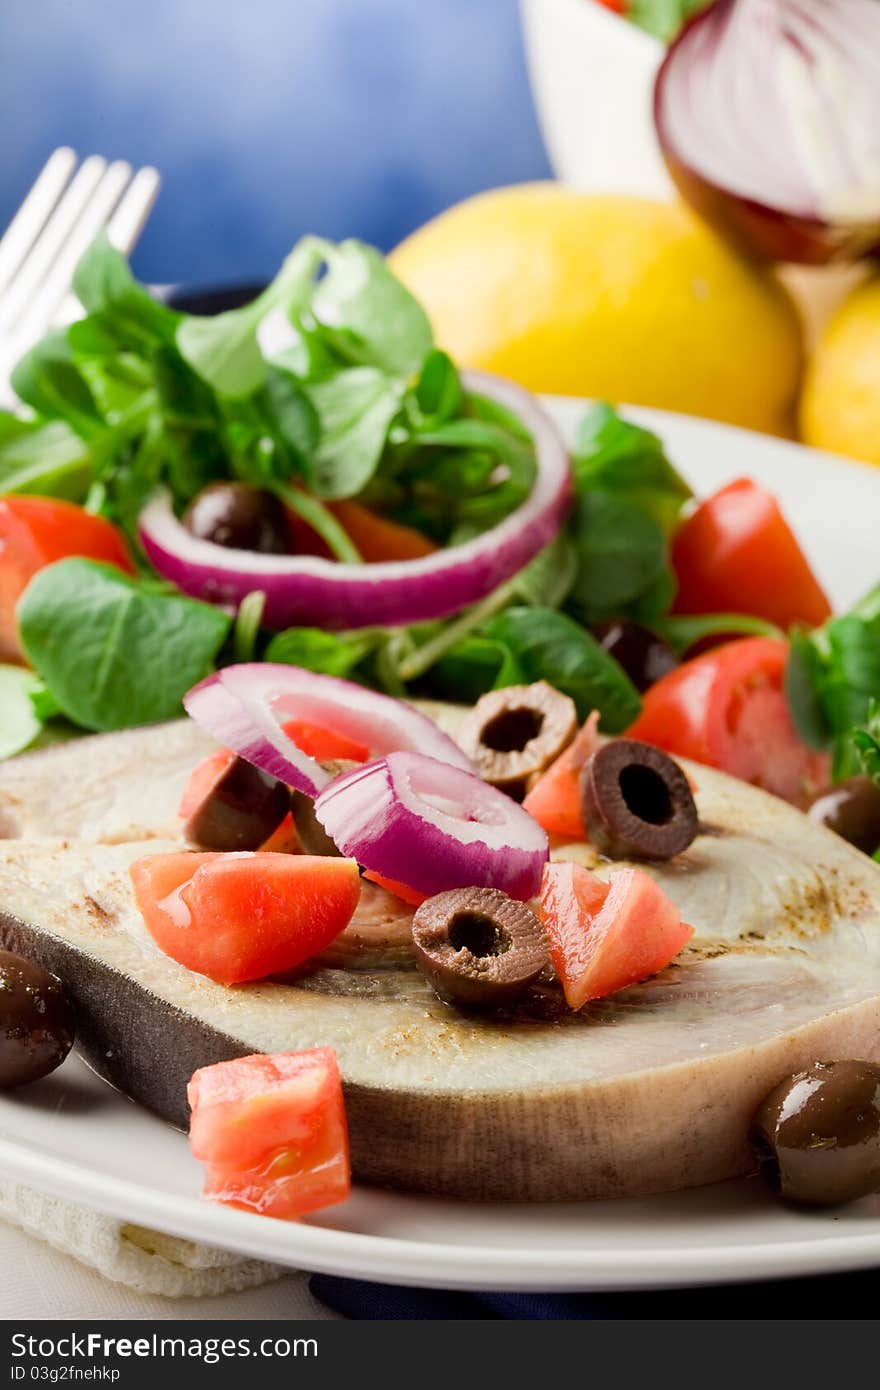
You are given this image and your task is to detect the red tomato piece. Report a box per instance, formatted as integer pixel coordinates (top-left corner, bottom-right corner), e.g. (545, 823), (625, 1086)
(521, 713), (600, 839)
(178, 749), (236, 819)
(671, 478), (831, 631)
(280, 718), (369, 763)
(361, 870), (428, 907)
(626, 636), (829, 806)
(188, 1049), (350, 1219)
(539, 862), (693, 1009)
(0, 496), (135, 661)
(130, 851), (360, 984)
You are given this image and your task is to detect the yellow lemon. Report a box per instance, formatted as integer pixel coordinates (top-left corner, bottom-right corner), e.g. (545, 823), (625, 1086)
(801, 274), (880, 464)
(390, 185), (803, 436)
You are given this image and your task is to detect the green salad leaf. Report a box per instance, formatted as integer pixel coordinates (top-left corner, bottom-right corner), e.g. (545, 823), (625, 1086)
(850, 700), (880, 784)
(786, 583), (880, 777)
(482, 607), (642, 731)
(309, 239), (433, 377)
(0, 665), (45, 759)
(11, 332), (102, 436)
(265, 626), (378, 677)
(73, 231), (180, 346)
(420, 635), (527, 706)
(567, 491), (668, 625)
(306, 368), (405, 498)
(18, 559), (231, 732)
(0, 419), (93, 500)
(659, 612), (783, 654)
(574, 402), (692, 536)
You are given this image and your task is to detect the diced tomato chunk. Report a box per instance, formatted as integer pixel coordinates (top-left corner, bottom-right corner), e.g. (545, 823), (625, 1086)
(626, 636), (829, 806)
(362, 870), (428, 907)
(188, 1049), (350, 1219)
(178, 749), (236, 819)
(130, 851), (360, 984)
(280, 718), (369, 763)
(671, 477), (831, 631)
(522, 713), (600, 839)
(539, 862), (693, 1009)
(0, 496), (135, 661)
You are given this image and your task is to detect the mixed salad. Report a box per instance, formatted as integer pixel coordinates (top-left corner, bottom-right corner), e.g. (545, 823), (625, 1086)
(3, 233), (880, 848)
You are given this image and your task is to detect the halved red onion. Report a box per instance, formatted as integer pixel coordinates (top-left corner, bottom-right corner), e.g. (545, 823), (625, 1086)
(655, 0), (880, 264)
(184, 663), (474, 798)
(138, 370), (572, 630)
(314, 752), (549, 901)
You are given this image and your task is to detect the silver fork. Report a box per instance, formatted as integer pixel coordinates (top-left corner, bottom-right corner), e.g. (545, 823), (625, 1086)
(0, 148), (161, 405)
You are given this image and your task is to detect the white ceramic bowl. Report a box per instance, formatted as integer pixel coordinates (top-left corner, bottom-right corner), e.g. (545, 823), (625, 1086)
(520, 0), (867, 345)
(521, 0), (670, 198)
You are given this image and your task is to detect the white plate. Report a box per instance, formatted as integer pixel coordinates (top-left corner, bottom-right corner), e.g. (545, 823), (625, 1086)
(2, 399), (880, 1292)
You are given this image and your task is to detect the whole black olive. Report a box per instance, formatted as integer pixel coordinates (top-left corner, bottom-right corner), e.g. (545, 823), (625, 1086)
(0, 950), (76, 1089)
(456, 682), (578, 800)
(750, 1060), (880, 1207)
(411, 887), (548, 1009)
(183, 483), (289, 554)
(807, 776), (880, 856)
(591, 620), (678, 693)
(581, 738), (698, 860)
(184, 756), (290, 852)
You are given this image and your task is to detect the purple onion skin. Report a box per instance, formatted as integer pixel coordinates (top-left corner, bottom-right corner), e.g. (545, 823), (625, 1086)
(654, 24), (880, 267)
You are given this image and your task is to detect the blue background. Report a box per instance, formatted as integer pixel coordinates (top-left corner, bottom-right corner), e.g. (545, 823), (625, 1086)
(0, 0), (552, 286)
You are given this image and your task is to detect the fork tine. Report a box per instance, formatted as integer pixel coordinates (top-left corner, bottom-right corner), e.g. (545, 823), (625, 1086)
(106, 166), (161, 256)
(0, 147), (77, 298)
(11, 160), (135, 349)
(0, 155), (108, 333)
(50, 165), (162, 331)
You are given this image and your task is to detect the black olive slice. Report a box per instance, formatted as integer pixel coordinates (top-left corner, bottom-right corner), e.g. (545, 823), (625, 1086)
(581, 738), (697, 860)
(183, 483), (289, 554)
(808, 776), (880, 856)
(291, 760), (358, 857)
(0, 949), (76, 1089)
(184, 756), (290, 851)
(456, 682), (578, 798)
(750, 1060), (880, 1207)
(411, 887), (548, 1009)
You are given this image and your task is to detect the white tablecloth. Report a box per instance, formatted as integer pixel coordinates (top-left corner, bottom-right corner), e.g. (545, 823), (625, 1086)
(0, 1223), (339, 1321)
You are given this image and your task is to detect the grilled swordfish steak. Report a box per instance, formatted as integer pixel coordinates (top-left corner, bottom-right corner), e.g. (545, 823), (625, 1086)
(1, 715), (880, 1202)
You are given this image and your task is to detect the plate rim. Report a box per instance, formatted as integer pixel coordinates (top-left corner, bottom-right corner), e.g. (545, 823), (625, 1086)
(2, 1131), (879, 1292)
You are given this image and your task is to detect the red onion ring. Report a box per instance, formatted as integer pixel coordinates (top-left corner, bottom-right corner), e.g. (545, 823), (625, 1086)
(184, 663), (474, 798)
(138, 370), (572, 630)
(314, 752), (549, 901)
(654, 0), (880, 265)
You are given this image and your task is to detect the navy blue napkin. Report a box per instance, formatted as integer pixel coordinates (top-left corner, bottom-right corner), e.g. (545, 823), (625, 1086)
(310, 1267), (877, 1319)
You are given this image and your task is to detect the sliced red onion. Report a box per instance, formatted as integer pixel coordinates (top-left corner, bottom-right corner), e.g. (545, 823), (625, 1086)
(184, 663), (474, 798)
(314, 752), (549, 901)
(138, 370), (572, 630)
(655, 0), (880, 264)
